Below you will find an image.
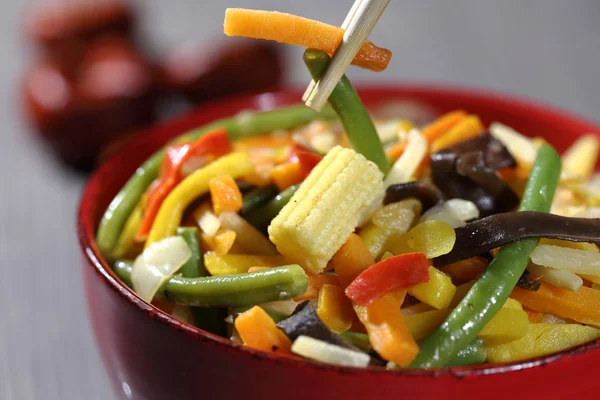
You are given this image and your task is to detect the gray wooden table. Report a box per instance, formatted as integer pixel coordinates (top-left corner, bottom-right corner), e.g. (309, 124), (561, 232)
(1, 1), (599, 399)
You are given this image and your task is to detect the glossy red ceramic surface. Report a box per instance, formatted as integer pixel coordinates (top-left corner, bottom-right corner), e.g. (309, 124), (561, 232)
(79, 85), (600, 400)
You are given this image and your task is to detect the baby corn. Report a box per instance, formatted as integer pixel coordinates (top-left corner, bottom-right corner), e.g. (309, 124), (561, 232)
(268, 146), (384, 273)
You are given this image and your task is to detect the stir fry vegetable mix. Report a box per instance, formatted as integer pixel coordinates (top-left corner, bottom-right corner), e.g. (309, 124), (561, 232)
(95, 8), (600, 370)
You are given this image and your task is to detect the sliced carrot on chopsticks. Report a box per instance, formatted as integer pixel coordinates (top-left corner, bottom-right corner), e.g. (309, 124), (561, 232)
(511, 282), (600, 327)
(136, 129), (232, 240)
(235, 306), (292, 353)
(332, 234), (419, 367)
(224, 8), (392, 72)
(345, 252), (430, 306)
(209, 175), (243, 214)
(421, 110), (467, 143)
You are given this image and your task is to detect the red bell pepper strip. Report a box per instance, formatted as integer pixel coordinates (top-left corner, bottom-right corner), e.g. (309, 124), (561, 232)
(288, 143), (323, 177)
(136, 129), (232, 240)
(345, 252), (430, 306)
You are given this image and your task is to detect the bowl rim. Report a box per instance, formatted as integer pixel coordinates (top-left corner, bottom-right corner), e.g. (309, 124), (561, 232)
(78, 83), (600, 379)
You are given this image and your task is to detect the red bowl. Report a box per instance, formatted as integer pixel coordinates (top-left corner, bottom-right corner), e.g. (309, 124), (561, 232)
(78, 85), (600, 400)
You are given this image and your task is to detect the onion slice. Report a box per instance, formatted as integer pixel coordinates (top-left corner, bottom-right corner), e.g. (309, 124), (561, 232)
(291, 336), (370, 367)
(530, 245), (600, 277)
(419, 199), (479, 228)
(132, 236), (191, 302)
(527, 263), (583, 292)
(384, 129), (428, 187)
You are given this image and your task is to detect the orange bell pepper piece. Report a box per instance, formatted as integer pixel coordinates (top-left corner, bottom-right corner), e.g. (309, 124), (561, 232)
(209, 175), (243, 214)
(294, 273), (339, 302)
(332, 234), (419, 366)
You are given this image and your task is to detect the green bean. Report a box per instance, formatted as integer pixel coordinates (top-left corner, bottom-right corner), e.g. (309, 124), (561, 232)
(410, 144), (561, 368)
(96, 105), (337, 256)
(114, 264), (307, 308)
(245, 184), (300, 231)
(447, 339), (487, 367)
(340, 332), (372, 353)
(112, 260), (133, 288)
(176, 227), (206, 278)
(303, 49), (389, 174)
(240, 184), (279, 215)
(175, 227), (226, 334)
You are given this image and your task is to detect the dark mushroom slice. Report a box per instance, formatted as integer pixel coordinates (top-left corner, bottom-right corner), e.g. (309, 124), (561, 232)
(384, 181), (446, 211)
(434, 212), (600, 266)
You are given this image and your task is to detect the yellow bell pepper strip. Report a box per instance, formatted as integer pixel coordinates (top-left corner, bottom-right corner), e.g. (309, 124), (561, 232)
(421, 110), (468, 143)
(562, 134), (600, 178)
(345, 253), (430, 306)
(204, 252), (287, 276)
(208, 175), (243, 215)
(317, 284), (355, 334)
(137, 129), (232, 240)
(485, 323), (600, 363)
(332, 234), (419, 367)
(146, 152), (254, 246)
(511, 282), (600, 327)
(97, 104), (336, 256)
(430, 115), (485, 153)
(404, 309), (451, 341)
(235, 306), (292, 353)
(385, 220), (456, 259)
(294, 274), (340, 302)
(408, 267), (457, 310)
(478, 304), (530, 345)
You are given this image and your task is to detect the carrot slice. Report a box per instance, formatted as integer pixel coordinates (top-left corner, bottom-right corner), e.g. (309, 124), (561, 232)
(224, 9), (392, 72)
(235, 306), (292, 353)
(421, 110), (467, 143)
(430, 115), (485, 152)
(440, 256), (488, 283)
(511, 282), (600, 327)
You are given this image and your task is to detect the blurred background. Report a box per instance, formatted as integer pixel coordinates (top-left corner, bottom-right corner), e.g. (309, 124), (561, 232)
(1, 0), (599, 398)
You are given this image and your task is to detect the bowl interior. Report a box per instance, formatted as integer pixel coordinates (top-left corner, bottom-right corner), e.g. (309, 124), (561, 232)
(79, 84), (600, 377)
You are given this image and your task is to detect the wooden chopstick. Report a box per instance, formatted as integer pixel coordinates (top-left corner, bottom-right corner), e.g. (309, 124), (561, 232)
(303, 0), (390, 112)
(302, 0), (364, 102)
